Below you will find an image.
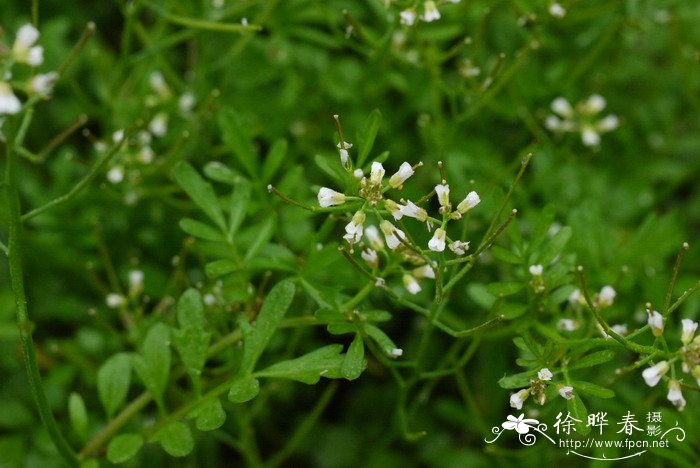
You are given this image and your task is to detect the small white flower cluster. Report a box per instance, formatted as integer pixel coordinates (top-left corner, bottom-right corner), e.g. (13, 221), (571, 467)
(560, 285), (616, 333)
(509, 367), (574, 410)
(318, 120), (480, 296)
(545, 95), (619, 147)
(639, 318), (699, 411)
(399, 0), (461, 26)
(105, 268), (146, 309)
(1, 23), (59, 133)
(528, 264), (545, 293)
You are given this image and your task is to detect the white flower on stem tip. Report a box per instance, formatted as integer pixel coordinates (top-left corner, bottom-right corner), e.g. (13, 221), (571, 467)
(581, 125), (600, 147)
(339, 148), (350, 168)
(557, 319), (579, 331)
(549, 3), (566, 18)
(583, 94), (606, 114)
(353, 168), (363, 179)
(12, 24), (43, 66)
(317, 187), (346, 207)
(502, 414), (539, 434)
(400, 9), (417, 26)
(456, 191), (480, 214)
(179, 92), (195, 114)
(551, 97), (574, 119)
(403, 274), (421, 295)
(364, 225), (384, 250)
(610, 324), (628, 336)
(435, 183), (450, 208)
(389, 162), (415, 188)
(647, 310), (664, 337)
(413, 264), (435, 279)
(642, 361), (669, 387)
(568, 288), (585, 305)
(107, 166), (124, 184)
(421, 1), (441, 22)
(27, 72), (59, 97)
(361, 248), (379, 269)
(448, 240), (470, 256)
(370, 161), (385, 186)
(400, 200), (428, 222)
(149, 71), (171, 99)
(681, 319), (698, 345)
(529, 264), (543, 276)
(544, 115), (575, 132)
(343, 211), (366, 244)
(105, 293), (126, 308)
(385, 199), (404, 220)
(598, 114), (619, 132)
(380, 220), (406, 250)
(129, 269), (144, 294)
(538, 368), (553, 381)
(428, 228), (446, 252)
(149, 113), (168, 137)
(509, 389), (530, 410)
(597, 285), (616, 308)
(0, 82), (21, 115)
(667, 379), (686, 411)
(558, 385), (575, 400)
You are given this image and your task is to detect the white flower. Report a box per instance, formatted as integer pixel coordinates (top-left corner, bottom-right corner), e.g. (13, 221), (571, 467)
(422, 1), (441, 22)
(400, 9), (417, 26)
(581, 125), (600, 147)
(336, 141), (353, 150)
(509, 389), (530, 410)
(317, 187), (346, 207)
(0, 82), (22, 115)
(12, 24), (43, 66)
(343, 211), (366, 244)
(529, 264), (543, 276)
(107, 166), (124, 184)
(558, 385), (575, 400)
(361, 248), (379, 269)
(642, 361), (669, 387)
(179, 92), (195, 114)
(557, 319), (579, 331)
(370, 161), (385, 186)
(138, 146), (155, 164)
(390, 348), (404, 357)
(389, 162), (415, 188)
(400, 200), (428, 222)
(435, 183), (450, 207)
(448, 240), (470, 255)
(610, 324), (628, 336)
(681, 319), (698, 345)
(568, 288), (583, 305)
(647, 310), (664, 337)
(413, 264), (435, 279)
(385, 199), (404, 220)
(339, 148), (350, 168)
(380, 220), (406, 250)
(598, 114), (619, 132)
(428, 228), (446, 252)
(597, 285), (616, 308)
(456, 191), (480, 213)
(353, 168), (363, 179)
(105, 293), (126, 308)
(364, 225), (384, 250)
(129, 269), (144, 294)
(551, 97), (574, 118)
(584, 94), (606, 114)
(549, 3), (566, 18)
(27, 72), (59, 96)
(502, 413), (539, 434)
(203, 293), (217, 306)
(403, 274), (421, 295)
(667, 380), (686, 411)
(538, 368), (553, 381)
(149, 113), (168, 137)
(112, 129), (125, 143)
(149, 71), (171, 99)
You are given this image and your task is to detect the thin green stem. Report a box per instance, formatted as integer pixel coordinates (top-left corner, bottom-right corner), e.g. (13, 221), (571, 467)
(668, 281), (700, 315)
(57, 22), (96, 75)
(6, 127), (79, 466)
(664, 242), (689, 314)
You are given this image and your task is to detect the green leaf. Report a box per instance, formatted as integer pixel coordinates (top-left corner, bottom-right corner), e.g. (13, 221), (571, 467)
(80, 460), (99, 468)
(533, 226), (572, 266)
(498, 370), (536, 389)
(154, 421), (194, 457)
(68, 392), (88, 437)
(98, 353), (131, 418)
(356, 109), (381, 167)
(173, 327), (212, 376)
(228, 178), (251, 239)
(567, 393), (591, 435)
(262, 138), (288, 182)
(177, 289), (205, 329)
(568, 350), (615, 370)
(491, 245), (521, 264)
(466, 283), (496, 310)
(131, 323), (171, 401)
(571, 380), (615, 399)
(240, 280), (296, 374)
(173, 162), (226, 231)
(243, 216), (276, 263)
(363, 324), (399, 357)
(487, 282), (524, 296)
(228, 376), (260, 403)
(341, 334), (365, 380)
(255, 344), (345, 384)
(179, 218), (224, 242)
(218, 108), (257, 178)
(190, 398), (226, 432)
(327, 323), (356, 335)
(204, 161), (241, 185)
(314, 154), (346, 186)
(107, 433), (143, 464)
(205, 259), (239, 278)
(498, 303), (527, 319)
